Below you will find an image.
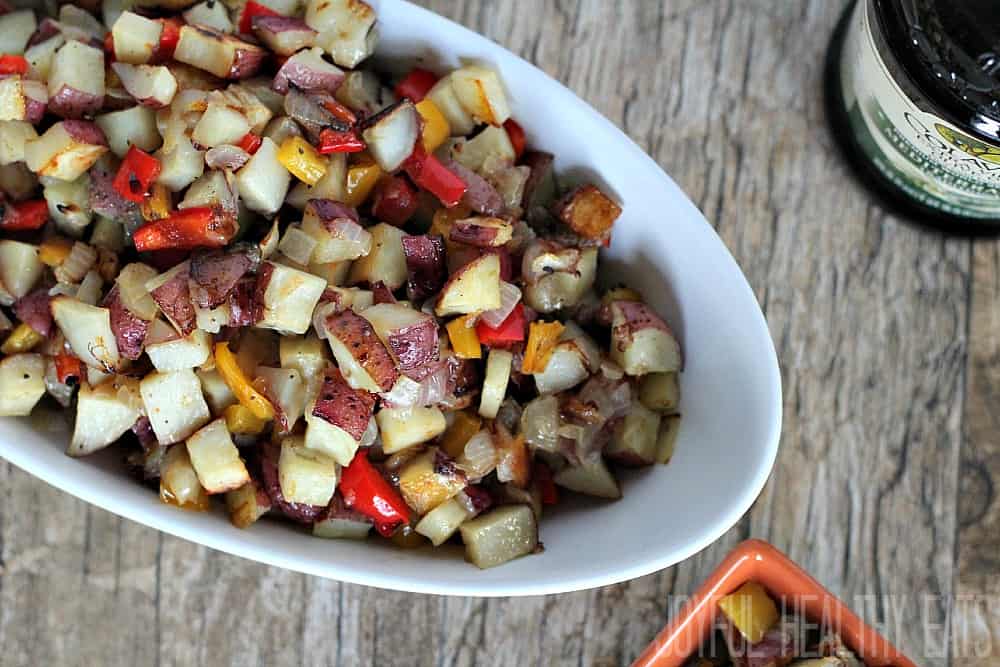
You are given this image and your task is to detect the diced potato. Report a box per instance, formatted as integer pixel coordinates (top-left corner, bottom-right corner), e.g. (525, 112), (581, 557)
(193, 102), (251, 148)
(306, 0), (377, 68)
(347, 223), (407, 290)
(278, 436), (338, 506)
(459, 504), (537, 569)
(426, 74), (475, 136)
(257, 261), (328, 334)
(638, 372), (680, 413)
(235, 137), (290, 215)
(361, 303), (438, 371)
(24, 121), (109, 182)
(0, 76), (25, 122)
(304, 408), (360, 465)
(323, 309), (398, 392)
(415, 498), (470, 546)
(24, 35), (66, 82)
(718, 582), (780, 645)
(146, 329), (212, 371)
(140, 369), (212, 444)
(43, 175), (92, 237)
(376, 406), (447, 454)
(554, 184), (621, 241)
(447, 126), (515, 173)
(398, 448), (467, 515)
(195, 302), (231, 334)
(51, 297), (121, 371)
(159, 444), (210, 511)
(479, 348), (512, 419)
(186, 419), (250, 494)
(112, 11), (163, 64)
(605, 400), (660, 466)
(0, 240), (43, 299)
(524, 247), (597, 313)
(0, 121), (37, 166)
(279, 334), (328, 399)
(278, 224), (319, 266)
(553, 457), (621, 499)
(174, 25), (266, 80)
(450, 65), (510, 127)
(69, 376), (143, 456)
(313, 517), (372, 540)
(435, 253), (502, 317)
(156, 132), (204, 191)
(48, 41), (105, 118)
(655, 414), (681, 465)
(361, 100), (420, 173)
(225, 479), (272, 528)
(116, 263), (160, 321)
(0, 10), (37, 56)
(184, 1), (236, 33)
(0, 354), (46, 417)
(609, 300), (682, 376)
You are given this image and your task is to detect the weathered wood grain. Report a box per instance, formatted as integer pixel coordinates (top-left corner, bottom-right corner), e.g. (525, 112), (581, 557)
(0, 1), (992, 666)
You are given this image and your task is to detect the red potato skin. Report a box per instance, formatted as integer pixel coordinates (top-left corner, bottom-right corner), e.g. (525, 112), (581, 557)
(272, 56), (343, 95)
(324, 309), (399, 392)
(14, 289), (53, 337)
(149, 269), (197, 335)
(104, 284), (149, 360)
(23, 95), (46, 124)
(611, 300), (672, 337)
(312, 368), (376, 441)
(371, 175), (418, 227)
(259, 442), (325, 523)
(62, 119), (108, 146)
(370, 281), (397, 305)
(48, 86), (104, 120)
(450, 221), (503, 247)
(401, 233), (446, 301)
(441, 158), (503, 216)
(227, 275), (263, 328)
(189, 246), (258, 308)
(306, 198), (359, 226)
(27, 19), (61, 48)
(386, 317), (439, 372)
(229, 44), (267, 79)
(89, 163), (141, 225)
(252, 16), (316, 57)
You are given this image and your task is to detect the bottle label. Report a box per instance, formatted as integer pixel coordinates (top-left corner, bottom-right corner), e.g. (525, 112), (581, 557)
(840, 1), (1000, 219)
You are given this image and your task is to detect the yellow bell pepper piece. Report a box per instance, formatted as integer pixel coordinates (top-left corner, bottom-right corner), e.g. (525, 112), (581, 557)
(522, 321), (564, 373)
(278, 136), (328, 186)
(718, 581), (780, 645)
(416, 98), (450, 152)
(446, 315), (481, 359)
(1, 323), (44, 354)
(141, 183), (172, 221)
(38, 236), (74, 267)
(343, 154), (383, 208)
(214, 342), (276, 421)
(224, 403), (268, 435)
(440, 410), (482, 459)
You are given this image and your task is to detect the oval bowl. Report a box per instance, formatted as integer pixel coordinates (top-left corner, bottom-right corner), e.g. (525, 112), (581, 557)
(0, 0), (781, 597)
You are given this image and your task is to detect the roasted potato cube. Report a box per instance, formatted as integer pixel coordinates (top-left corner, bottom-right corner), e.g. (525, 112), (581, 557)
(638, 372), (680, 413)
(69, 376), (143, 456)
(605, 400), (660, 466)
(376, 406), (447, 455)
(160, 444), (210, 511)
(256, 261), (328, 335)
(278, 436), (338, 507)
(50, 297), (121, 371)
(459, 504), (537, 569)
(306, 0), (377, 68)
(397, 448), (467, 515)
(609, 300), (682, 376)
(24, 120), (108, 182)
(225, 479), (272, 529)
(450, 65), (510, 127)
(435, 253), (502, 317)
(656, 414), (682, 465)
(146, 329), (212, 372)
(140, 369), (212, 444)
(186, 418), (250, 494)
(553, 457), (621, 499)
(0, 240), (43, 299)
(718, 582), (780, 644)
(361, 303), (439, 371)
(111, 11), (163, 64)
(415, 498), (470, 546)
(0, 354), (46, 417)
(347, 223), (407, 290)
(323, 309), (399, 392)
(554, 184), (621, 241)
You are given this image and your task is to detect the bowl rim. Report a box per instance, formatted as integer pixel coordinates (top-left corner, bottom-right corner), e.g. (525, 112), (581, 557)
(0, 0), (783, 597)
(631, 539), (919, 667)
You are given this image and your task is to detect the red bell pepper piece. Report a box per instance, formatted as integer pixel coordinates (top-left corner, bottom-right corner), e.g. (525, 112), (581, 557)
(154, 17), (182, 61)
(54, 353), (82, 385)
(321, 98), (357, 125)
(236, 132), (262, 155)
(103, 32), (115, 59)
(404, 144), (466, 208)
(476, 303), (526, 345)
(317, 128), (365, 154)
(394, 68), (438, 103)
(239, 0), (280, 34)
(0, 54), (28, 75)
(503, 119), (526, 160)
(1, 199), (49, 231)
(371, 174), (418, 226)
(113, 145), (161, 203)
(339, 449), (411, 536)
(133, 206), (237, 252)
(534, 462), (558, 505)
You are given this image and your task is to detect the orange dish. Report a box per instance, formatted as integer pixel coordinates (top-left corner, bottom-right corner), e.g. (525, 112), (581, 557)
(633, 540), (917, 667)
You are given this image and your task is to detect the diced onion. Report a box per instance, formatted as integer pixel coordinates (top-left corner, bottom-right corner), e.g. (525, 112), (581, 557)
(54, 242), (97, 284)
(205, 145), (251, 171)
(360, 416), (378, 448)
(520, 394), (560, 451)
(578, 376), (631, 420)
(75, 270), (103, 306)
(458, 430), (496, 479)
(480, 281), (521, 329)
(381, 364), (450, 408)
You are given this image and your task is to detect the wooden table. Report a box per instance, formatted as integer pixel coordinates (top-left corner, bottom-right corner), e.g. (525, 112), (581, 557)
(1, 1), (997, 665)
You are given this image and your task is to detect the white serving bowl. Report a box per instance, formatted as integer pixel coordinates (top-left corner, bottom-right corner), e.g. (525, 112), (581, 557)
(0, 0), (781, 596)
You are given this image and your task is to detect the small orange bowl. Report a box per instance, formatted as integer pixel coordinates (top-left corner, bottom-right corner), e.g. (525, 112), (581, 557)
(633, 539), (917, 667)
